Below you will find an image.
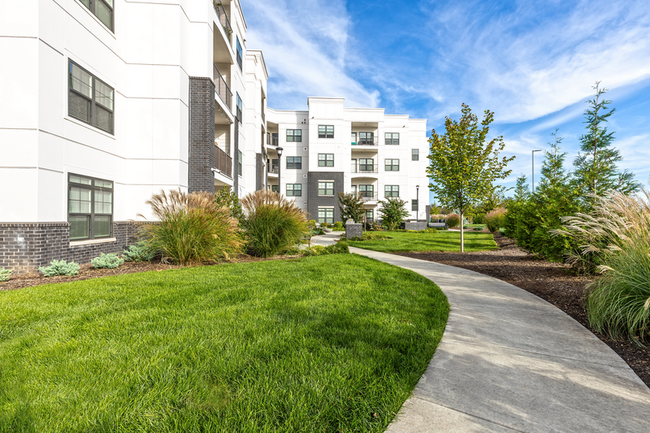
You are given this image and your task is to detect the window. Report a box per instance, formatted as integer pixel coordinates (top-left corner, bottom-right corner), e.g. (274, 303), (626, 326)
(287, 184), (302, 197)
(359, 184), (374, 198)
(68, 173), (113, 241)
(412, 148), (419, 161)
(286, 156), (302, 169)
(359, 132), (374, 145)
(412, 199), (418, 212)
(385, 159), (400, 171)
(238, 151), (243, 176)
(68, 60), (114, 134)
(236, 37), (243, 70)
(80, 0), (114, 31)
(271, 185), (279, 192)
(318, 182), (334, 196)
(385, 185), (400, 197)
(359, 158), (374, 172)
(365, 209), (374, 222)
(318, 208), (334, 224)
(351, 185), (357, 194)
(318, 125), (334, 138)
(271, 133), (279, 146)
(236, 93), (243, 123)
(385, 132), (400, 145)
(286, 129), (302, 142)
(351, 132), (357, 145)
(318, 153), (334, 167)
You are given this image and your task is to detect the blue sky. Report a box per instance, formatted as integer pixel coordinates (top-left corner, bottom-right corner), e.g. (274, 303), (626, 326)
(244, 0), (650, 203)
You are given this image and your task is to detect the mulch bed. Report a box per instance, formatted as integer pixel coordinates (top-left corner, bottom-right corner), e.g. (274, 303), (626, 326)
(396, 233), (650, 388)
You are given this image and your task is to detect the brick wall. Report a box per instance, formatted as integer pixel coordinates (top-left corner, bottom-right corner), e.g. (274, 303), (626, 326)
(0, 221), (142, 275)
(188, 77), (216, 193)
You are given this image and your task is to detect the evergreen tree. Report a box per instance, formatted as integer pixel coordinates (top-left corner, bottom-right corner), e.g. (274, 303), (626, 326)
(538, 129), (570, 195)
(572, 82), (639, 201)
(513, 175), (530, 202)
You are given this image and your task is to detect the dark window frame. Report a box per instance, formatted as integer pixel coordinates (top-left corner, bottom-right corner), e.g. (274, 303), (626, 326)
(238, 150), (243, 176)
(271, 185), (279, 192)
(236, 93), (243, 123)
(385, 158), (400, 171)
(286, 183), (302, 197)
(286, 156), (302, 169)
(68, 173), (113, 241)
(359, 132), (374, 145)
(385, 132), (400, 145)
(318, 153), (334, 167)
(80, 0), (114, 32)
(412, 199), (419, 212)
(412, 148), (419, 161)
(385, 185), (400, 197)
(236, 37), (243, 70)
(366, 209), (374, 222)
(318, 181), (335, 196)
(286, 129), (302, 142)
(68, 60), (115, 134)
(318, 125), (334, 138)
(359, 158), (374, 172)
(359, 184), (374, 198)
(318, 208), (334, 224)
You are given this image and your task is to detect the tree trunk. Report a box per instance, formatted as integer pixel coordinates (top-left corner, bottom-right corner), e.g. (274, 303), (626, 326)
(460, 210), (465, 253)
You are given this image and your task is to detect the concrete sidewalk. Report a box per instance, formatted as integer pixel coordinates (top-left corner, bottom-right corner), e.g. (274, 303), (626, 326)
(312, 234), (650, 432)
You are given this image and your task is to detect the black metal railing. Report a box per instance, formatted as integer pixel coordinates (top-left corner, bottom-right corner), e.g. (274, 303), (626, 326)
(213, 64), (232, 113)
(352, 136), (378, 146)
(213, 1), (232, 42)
(215, 145), (232, 178)
(361, 193), (378, 201)
(268, 164), (279, 174)
(351, 163), (378, 173)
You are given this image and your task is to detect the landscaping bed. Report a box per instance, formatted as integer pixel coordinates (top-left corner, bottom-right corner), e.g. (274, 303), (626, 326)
(396, 233), (650, 387)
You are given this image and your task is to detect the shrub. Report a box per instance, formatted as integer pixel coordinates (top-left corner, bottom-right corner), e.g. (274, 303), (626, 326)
(241, 190), (308, 258)
(484, 208), (507, 233)
(332, 221), (345, 231)
(0, 268), (12, 282)
(445, 214), (460, 228)
(473, 214), (485, 224)
(310, 228), (325, 236)
(321, 222), (328, 229)
(39, 260), (80, 277)
(122, 241), (157, 262)
(302, 241), (349, 257)
(554, 190), (650, 344)
(139, 189), (243, 265)
(91, 253), (124, 269)
(214, 186), (243, 221)
(378, 197), (410, 231)
(337, 192), (365, 223)
(307, 220), (317, 230)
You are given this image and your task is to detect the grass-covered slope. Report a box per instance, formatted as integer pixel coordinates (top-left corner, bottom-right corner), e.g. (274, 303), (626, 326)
(348, 230), (497, 253)
(0, 254), (449, 433)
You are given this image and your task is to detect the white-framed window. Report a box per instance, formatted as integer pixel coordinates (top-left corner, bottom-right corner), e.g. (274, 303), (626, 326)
(68, 60), (114, 134)
(385, 159), (400, 171)
(318, 153), (334, 167)
(68, 173), (113, 241)
(287, 184), (302, 196)
(385, 185), (399, 197)
(80, 0), (114, 31)
(286, 129), (302, 142)
(385, 132), (400, 145)
(318, 125), (334, 138)
(318, 181), (334, 196)
(318, 207), (334, 224)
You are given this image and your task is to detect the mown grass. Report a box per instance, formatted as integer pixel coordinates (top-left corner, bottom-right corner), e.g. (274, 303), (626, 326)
(348, 230), (497, 253)
(0, 255), (449, 432)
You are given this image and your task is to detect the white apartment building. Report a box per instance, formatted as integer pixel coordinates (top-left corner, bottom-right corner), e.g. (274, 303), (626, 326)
(266, 98), (429, 225)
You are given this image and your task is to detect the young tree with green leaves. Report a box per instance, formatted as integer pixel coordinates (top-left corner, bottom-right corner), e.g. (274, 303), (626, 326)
(378, 197), (410, 231)
(572, 82), (639, 202)
(427, 103), (515, 252)
(337, 192), (365, 223)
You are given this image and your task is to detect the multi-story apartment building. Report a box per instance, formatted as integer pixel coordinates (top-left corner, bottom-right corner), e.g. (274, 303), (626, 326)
(267, 98), (429, 225)
(0, 2), (428, 274)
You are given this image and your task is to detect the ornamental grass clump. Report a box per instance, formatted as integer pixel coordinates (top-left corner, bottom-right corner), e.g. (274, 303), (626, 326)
(553, 189), (650, 345)
(240, 190), (308, 258)
(483, 208), (507, 233)
(139, 189), (243, 265)
(445, 214), (460, 228)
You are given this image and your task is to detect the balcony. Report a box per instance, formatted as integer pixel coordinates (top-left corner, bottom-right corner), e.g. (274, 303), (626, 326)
(213, 1), (233, 43)
(213, 64), (232, 114)
(268, 164), (279, 175)
(361, 193), (378, 202)
(351, 163), (378, 174)
(352, 136), (378, 146)
(215, 145), (232, 178)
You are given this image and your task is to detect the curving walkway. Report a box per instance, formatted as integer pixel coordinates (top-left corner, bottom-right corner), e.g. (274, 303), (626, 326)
(312, 233), (650, 432)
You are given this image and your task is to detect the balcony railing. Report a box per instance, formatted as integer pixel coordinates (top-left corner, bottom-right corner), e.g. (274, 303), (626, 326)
(361, 193), (378, 202)
(215, 145), (232, 178)
(268, 164), (279, 174)
(352, 136), (378, 146)
(213, 1), (233, 42)
(213, 64), (232, 114)
(351, 163), (378, 174)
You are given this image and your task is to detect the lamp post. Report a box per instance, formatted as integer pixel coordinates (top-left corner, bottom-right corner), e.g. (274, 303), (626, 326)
(415, 185), (419, 221)
(276, 146), (283, 194)
(532, 149), (541, 193)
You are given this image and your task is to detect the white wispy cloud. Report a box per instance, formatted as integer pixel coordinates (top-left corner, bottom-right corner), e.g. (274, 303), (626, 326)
(244, 0), (379, 109)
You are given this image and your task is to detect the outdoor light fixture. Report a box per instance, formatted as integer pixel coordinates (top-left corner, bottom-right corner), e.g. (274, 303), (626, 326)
(532, 150), (542, 193)
(276, 147), (283, 194)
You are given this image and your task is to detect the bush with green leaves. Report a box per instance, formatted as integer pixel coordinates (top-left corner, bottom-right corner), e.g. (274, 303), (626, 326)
(302, 241), (349, 257)
(241, 190), (308, 258)
(91, 253), (124, 269)
(553, 189), (650, 344)
(445, 214), (460, 228)
(139, 189), (243, 265)
(483, 208), (507, 233)
(39, 260), (80, 277)
(349, 232), (390, 242)
(214, 186), (243, 221)
(378, 197), (410, 231)
(473, 214), (485, 224)
(0, 268), (12, 282)
(337, 192), (365, 223)
(332, 221), (345, 231)
(122, 241), (157, 262)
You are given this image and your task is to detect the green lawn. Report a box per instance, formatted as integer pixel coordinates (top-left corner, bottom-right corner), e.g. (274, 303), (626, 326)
(348, 230), (497, 253)
(0, 254), (449, 433)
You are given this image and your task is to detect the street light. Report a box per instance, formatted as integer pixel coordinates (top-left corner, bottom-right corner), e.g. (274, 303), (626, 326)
(532, 150), (541, 193)
(415, 185), (420, 221)
(276, 146), (283, 194)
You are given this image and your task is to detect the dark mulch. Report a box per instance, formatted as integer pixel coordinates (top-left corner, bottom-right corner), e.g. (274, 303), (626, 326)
(396, 233), (650, 388)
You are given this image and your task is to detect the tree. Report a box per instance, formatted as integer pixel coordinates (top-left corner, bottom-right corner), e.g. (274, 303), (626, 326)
(427, 103), (515, 252)
(572, 82), (639, 203)
(378, 197), (410, 230)
(337, 192), (365, 223)
(214, 186), (243, 221)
